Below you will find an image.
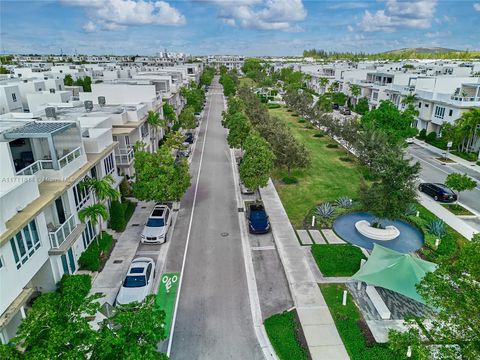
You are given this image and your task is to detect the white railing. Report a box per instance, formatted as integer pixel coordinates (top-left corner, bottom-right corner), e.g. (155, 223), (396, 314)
(58, 147), (82, 168)
(115, 147), (134, 165)
(16, 160), (53, 176)
(49, 214), (77, 249)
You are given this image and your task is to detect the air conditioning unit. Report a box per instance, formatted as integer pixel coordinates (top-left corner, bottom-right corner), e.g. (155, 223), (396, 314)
(84, 100), (94, 112)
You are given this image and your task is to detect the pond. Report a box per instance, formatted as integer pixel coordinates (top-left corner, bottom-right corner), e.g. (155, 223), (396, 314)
(333, 211), (424, 254)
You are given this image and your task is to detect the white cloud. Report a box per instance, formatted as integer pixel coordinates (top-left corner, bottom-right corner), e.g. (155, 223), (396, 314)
(358, 0), (438, 32)
(329, 2), (370, 10)
(209, 0), (307, 32)
(347, 25), (354, 32)
(474, 3), (480, 11)
(82, 20), (97, 32)
(62, 0), (186, 31)
(425, 30), (450, 38)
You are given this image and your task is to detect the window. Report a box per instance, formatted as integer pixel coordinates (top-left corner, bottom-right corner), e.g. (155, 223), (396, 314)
(73, 181), (90, 210)
(0, 255), (3, 269)
(10, 220), (41, 269)
(372, 92), (378, 101)
(448, 109), (453, 117)
(61, 248), (76, 275)
(418, 102), (421, 108)
(90, 166), (97, 179)
(425, 104), (429, 108)
(103, 153), (114, 175)
(434, 106), (446, 119)
(12, 93), (17, 102)
(82, 220), (97, 248)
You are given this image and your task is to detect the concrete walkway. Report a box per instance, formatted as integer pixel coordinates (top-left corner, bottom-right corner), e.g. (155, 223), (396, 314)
(261, 180), (349, 360)
(412, 138), (480, 174)
(418, 192), (477, 240)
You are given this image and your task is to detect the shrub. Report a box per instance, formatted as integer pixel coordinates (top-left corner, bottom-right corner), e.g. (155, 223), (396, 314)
(336, 196), (352, 209)
(291, 113), (299, 117)
(282, 175), (298, 184)
(418, 129), (427, 140)
(312, 245), (366, 276)
(78, 233), (114, 272)
(267, 103), (281, 109)
(315, 203), (335, 220)
(339, 156), (353, 162)
(313, 132), (324, 138)
(171, 123), (180, 132)
(404, 203), (417, 216)
(298, 118), (306, 123)
(326, 143), (339, 148)
(119, 178), (131, 198)
(109, 200), (126, 231)
(426, 131), (437, 142)
(426, 219), (446, 237)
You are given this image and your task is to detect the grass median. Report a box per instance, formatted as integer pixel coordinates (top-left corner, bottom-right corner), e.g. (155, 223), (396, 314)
(269, 107), (363, 228)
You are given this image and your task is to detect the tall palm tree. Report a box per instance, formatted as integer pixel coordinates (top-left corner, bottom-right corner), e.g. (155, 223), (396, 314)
(147, 110), (166, 149)
(78, 203), (108, 246)
(80, 174), (120, 203)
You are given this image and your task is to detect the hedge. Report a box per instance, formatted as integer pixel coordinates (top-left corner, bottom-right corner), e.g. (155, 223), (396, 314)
(78, 233), (114, 272)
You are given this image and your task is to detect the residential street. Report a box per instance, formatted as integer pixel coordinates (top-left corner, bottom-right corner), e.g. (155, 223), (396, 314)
(164, 77), (263, 360)
(407, 143), (480, 230)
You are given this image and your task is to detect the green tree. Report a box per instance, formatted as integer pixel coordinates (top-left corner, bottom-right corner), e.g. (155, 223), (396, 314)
(78, 203), (109, 245)
(180, 82), (205, 112)
(133, 145), (191, 202)
(178, 105), (197, 129)
(239, 133), (275, 191)
(445, 173), (477, 202)
(354, 97), (369, 115)
(63, 74), (74, 86)
(81, 174), (120, 203)
(220, 72), (237, 96)
(109, 200), (126, 231)
(350, 84), (361, 98)
(453, 108), (480, 153)
(389, 234), (480, 359)
(162, 102), (177, 124)
(361, 100), (417, 143)
(316, 94), (333, 113)
(164, 131), (186, 150)
(226, 112), (251, 150)
(199, 66), (215, 87)
(360, 148), (420, 223)
(0, 66), (9, 74)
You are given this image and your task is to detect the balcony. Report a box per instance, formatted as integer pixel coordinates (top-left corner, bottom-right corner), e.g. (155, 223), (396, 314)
(16, 160), (53, 176)
(115, 147), (134, 165)
(58, 147), (82, 168)
(48, 214), (77, 249)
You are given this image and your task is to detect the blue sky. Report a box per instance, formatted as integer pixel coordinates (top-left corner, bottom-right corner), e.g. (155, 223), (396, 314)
(1, 1), (479, 55)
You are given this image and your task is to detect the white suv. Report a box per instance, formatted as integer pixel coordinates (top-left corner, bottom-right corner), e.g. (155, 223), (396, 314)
(141, 204), (171, 244)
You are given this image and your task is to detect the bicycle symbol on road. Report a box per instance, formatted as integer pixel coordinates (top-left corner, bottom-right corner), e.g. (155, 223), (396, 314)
(162, 274), (178, 294)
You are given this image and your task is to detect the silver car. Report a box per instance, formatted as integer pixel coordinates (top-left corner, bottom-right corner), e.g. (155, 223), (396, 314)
(116, 257), (155, 305)
(141, 204), (171, 244)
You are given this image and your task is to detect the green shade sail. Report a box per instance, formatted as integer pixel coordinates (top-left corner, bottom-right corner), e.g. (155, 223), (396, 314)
(352, 244), (437, 304)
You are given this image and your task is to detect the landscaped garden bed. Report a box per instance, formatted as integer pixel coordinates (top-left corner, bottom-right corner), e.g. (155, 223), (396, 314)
(311, 244), (366, 277)
(441, 203), (474, 216)
(320, 284), (401, 360)
(78, 232), (115, 272)
(109, 199), (137, 232)
(264, 310), (309, 360)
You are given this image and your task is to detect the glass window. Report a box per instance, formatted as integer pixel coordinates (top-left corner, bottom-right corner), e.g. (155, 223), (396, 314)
(123, 275), (146, 288)
(146, 218), (165, 227)
(9, 219), (41, 269)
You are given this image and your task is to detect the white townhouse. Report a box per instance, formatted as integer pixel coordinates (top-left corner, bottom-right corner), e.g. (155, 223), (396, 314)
(205, 55), (245, 72)
(0, 84), (23, 114)
(0, 110), (119, 344)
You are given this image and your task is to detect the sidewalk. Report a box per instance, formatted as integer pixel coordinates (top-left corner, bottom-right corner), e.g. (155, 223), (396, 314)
(90, 201), (154, 309)
(418, 193), (477, 240)
(260, 180), (349, 360)
(412, 138), (480, 174)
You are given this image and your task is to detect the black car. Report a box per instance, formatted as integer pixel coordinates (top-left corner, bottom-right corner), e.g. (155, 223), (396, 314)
(419, 183), (457, 202)
(332, 103), (340, 110)
(184, 132), (194, 144)
(247, 204), (271, 234)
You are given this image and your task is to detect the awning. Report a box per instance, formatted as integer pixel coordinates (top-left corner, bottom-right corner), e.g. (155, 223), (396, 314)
(352, 244), (437, 304)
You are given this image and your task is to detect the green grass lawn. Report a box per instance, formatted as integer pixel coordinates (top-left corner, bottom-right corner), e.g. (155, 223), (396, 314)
(239, 77), (257, 88)
(311, 244), (366, 277)
(441, 203), (474, 216)
(269, 107), (363, 227)
(320, 284), (401, 360)
(264, 310), (308, 360)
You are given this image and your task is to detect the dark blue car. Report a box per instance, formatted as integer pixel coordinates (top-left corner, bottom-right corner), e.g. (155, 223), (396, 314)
(248, 204), (271, 234)
(419, 183), (457, 203)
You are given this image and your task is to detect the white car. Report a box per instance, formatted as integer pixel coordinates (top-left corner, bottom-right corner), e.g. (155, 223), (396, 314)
(116, 257), (155, 305)
(141, 204), (171, 244)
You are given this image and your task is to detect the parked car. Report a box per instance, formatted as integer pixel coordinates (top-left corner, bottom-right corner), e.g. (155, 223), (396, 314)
(247, 203), (271, 234)
(406, 137), (415, 144)
(339, 107), (351, 115)
(184, 132), (194, 144)
(240, 181), (254, 195)
(141, 204), (171, 244)
(419, 183), (457, 202)
(116, 257), (155, 305)
(332, 103), (340, 110)
(177, 147), (191, 158)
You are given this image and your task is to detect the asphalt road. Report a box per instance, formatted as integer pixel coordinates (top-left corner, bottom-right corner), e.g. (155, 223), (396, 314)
(407, 143), (480, 231)
(165, 77), (263, 360)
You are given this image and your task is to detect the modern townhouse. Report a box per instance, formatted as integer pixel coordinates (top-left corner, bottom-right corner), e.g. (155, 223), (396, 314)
(0, 109), (119, 344)
(205, 55), (244, 72)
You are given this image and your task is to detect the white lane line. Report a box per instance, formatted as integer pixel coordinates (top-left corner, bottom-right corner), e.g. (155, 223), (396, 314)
(166, 87), (213, 357)
(229, 147), (277, 360)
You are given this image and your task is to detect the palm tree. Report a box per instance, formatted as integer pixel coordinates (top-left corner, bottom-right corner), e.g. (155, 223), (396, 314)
(80, 174), (120, 203)
(78, 203), (109, 246)
(319, 77), (329, 93)
(147, 110), (167, 149)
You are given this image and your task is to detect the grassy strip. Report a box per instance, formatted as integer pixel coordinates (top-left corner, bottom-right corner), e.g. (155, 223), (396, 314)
(78, 232), (115, 272)
(311, 244), (366, 277)
(269, 107), (363, 227)
(407, 204), (468, 261)
(441, 203), (474, 216)
(320, 284), (401, 360)
(264, 310), (308, 360)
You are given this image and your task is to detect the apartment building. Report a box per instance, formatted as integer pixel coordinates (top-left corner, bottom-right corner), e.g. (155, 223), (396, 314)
(0, 111), (119, 344)
(205, 55), (244, 72)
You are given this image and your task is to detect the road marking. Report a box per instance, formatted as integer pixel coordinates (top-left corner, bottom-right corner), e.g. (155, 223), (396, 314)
(251, 245), (276, 251)
(166, 85), (213, 357)
(229, 147), (278, 360)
